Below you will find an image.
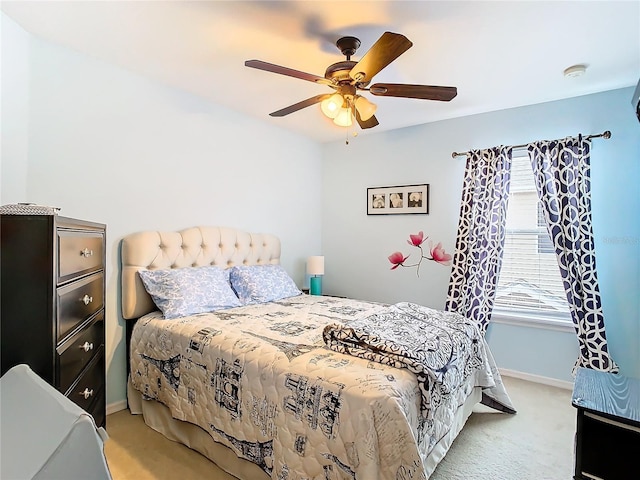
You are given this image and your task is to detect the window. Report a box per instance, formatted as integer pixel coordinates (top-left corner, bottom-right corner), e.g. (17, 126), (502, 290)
(494, 153), (571, 327)
(537, 203), (554, 254)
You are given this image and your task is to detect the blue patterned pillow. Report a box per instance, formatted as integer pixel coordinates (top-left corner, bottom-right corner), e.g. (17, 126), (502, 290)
(138, 266), (241, 319)
(229, 264), (302, 305)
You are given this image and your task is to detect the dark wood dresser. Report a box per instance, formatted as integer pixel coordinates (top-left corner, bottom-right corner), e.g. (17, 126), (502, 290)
(572, 367), (640, 480)
(1, 215), (106, 427)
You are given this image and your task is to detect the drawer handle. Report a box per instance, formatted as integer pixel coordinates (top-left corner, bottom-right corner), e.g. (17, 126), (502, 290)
(80, 342), (94, 352)
(81, 248), (94, 258)
(79, 388), (94, 400)
(82, 295), (93, 305)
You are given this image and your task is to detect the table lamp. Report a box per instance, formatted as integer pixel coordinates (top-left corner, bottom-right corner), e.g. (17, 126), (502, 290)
(307, 256), (324, 295)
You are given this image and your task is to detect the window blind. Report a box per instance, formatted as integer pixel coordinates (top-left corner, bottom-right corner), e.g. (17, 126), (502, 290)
(494, 153), (570, 318)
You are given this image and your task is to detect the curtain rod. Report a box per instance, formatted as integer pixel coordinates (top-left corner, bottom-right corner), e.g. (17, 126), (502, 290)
(451, 130), (611, 159)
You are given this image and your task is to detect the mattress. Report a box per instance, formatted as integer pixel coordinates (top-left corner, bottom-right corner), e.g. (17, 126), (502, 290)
(129, 294), (510, 479)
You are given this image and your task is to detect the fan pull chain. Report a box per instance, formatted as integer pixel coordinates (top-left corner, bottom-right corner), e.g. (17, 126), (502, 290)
(345, 128), (358, 145)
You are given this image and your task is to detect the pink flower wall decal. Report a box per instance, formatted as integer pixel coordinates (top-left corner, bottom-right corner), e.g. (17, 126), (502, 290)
(388, 252), (409, 270)
(430, 242), (452, 266)
(407, 231), (427, 247)
(389, 232), (452, 276)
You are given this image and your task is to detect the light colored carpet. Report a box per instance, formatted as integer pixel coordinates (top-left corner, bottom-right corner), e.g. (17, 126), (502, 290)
(104, 376), (575, 479)
(430, 376), (575, 479)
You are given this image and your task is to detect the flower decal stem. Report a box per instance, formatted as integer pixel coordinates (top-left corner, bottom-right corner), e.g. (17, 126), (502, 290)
(388, 231), (452, 277)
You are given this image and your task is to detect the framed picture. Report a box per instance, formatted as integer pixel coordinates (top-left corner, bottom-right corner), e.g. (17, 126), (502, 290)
(367, 184), (429, 215)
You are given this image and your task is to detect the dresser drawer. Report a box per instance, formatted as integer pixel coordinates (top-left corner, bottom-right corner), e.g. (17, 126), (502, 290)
(57, 312), (104, 394)
(57, 273), (104, 342)
(65, 347), (104, 413)
(578, 411), (640, 479)
(88, 384), (106, 428)
(58, 229), (104, 283)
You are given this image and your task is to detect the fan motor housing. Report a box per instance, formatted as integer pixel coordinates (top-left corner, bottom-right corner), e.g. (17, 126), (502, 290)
(324, 61), (356, 82)
(325, 61), (370, 88)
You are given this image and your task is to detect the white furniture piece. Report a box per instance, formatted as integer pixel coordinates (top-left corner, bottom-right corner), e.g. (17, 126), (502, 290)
(0, 364), (112, 480)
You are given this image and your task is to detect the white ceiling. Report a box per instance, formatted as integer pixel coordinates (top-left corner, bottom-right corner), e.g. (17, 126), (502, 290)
(3, 1), (639, 143)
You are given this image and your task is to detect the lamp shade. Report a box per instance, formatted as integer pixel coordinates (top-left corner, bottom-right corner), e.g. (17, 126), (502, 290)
(333, 107), (353, 127)
(355, 95), (377, 121)
(320, 93), (343, 119)
(307, 256), (325, 276)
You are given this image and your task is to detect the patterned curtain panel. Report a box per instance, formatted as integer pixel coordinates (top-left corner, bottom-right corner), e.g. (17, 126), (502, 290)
(446, 147), (513, 333)
(528, 136), (618, 373)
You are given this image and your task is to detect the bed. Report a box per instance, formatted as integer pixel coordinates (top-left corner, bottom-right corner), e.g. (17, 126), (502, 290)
(121, 226), (514, 480)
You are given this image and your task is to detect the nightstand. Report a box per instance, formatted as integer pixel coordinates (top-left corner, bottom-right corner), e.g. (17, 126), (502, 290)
(301, 289), (345, 298)
(571, 367), (639, 480)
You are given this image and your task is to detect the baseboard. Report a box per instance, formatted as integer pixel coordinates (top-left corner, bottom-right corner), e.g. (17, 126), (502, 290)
(106, 399), (128, 415)
(499, 368), (574, 390)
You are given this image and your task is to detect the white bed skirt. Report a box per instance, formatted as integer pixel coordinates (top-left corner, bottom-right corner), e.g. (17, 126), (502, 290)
(128, 378), (268, 479)
(127, 378), (481, 480)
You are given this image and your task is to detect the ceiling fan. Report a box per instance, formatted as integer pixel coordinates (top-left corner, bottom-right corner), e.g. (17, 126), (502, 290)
(245, 32), (457, 130)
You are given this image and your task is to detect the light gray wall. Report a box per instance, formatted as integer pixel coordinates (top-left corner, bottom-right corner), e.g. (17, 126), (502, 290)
(1, 14), (29, 201)
(322, 88), (640, 381)
(1, 14), (324, 406)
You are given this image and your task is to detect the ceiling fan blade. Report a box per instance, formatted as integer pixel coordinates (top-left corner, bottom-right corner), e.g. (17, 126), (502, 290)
(245, 60), (332, 85)
(269, 94), (331, 117)
(369, 83), (458, 101)
(355, 110), (379, 129)
(349, 32), (413, 83)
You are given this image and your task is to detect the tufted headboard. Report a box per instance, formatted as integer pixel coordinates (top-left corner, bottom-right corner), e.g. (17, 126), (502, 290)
(121, 226), (281, 320)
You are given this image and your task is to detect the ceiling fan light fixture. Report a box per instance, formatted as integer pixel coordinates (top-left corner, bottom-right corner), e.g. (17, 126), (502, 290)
(321, 93), (343, 119)
(355, 96), (377, 121)
(246, 32), (458, 130)
(333, 107), (353, 127)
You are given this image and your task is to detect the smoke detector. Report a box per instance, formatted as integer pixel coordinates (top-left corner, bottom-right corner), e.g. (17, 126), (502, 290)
(564, 64), (587, 78)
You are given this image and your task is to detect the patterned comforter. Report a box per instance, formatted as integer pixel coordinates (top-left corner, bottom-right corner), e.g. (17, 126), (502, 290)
(323, 302), (516, 422)
(130, 295), (513, 480)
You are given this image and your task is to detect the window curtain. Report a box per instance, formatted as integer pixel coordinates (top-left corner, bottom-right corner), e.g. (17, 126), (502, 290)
(445, 147), (513, 333)
(528, 136), (618, 373)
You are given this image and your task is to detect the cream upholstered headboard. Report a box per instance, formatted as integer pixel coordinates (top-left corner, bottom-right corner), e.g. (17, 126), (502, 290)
(121, 226), (281, 320)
